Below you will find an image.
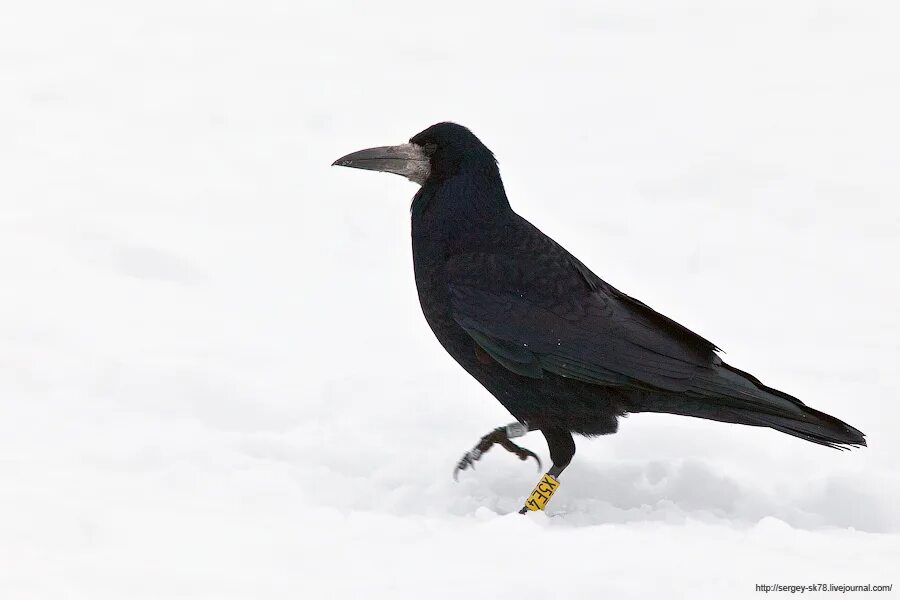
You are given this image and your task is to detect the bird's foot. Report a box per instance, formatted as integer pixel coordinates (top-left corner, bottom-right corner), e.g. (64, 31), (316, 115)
(453, 422), (541, 480)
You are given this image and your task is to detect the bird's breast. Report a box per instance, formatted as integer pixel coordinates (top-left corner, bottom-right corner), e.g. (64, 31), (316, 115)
(410, 222), (474, 363)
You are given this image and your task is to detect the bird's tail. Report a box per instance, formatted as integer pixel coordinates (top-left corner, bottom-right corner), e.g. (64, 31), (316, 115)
(627, 362), (866, 449)
(714, 362), (866, 449)
(726, 403), (866, 449)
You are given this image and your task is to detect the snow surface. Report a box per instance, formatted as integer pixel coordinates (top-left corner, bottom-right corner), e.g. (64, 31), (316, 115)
(1, 1), (899, 598)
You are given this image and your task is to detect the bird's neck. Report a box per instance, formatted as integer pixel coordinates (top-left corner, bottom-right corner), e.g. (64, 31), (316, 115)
(410, 170), (513, 255)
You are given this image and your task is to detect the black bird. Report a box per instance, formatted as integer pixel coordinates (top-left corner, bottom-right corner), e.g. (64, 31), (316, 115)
(333, 122), (866, 513)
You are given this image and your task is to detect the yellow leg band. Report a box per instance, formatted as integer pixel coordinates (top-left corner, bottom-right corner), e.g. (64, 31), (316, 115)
(523, 473), (560, 511)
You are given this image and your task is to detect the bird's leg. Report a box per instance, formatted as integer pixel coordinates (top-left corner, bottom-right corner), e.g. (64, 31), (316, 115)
(519, 428), (575, 514)
(453, 422), (541, 480)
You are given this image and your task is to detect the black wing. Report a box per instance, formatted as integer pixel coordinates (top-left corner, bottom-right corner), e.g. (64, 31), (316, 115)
(447, 251), (804, 416)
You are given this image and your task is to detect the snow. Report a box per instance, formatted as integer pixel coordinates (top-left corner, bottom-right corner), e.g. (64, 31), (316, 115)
(1, 1), (899, 598)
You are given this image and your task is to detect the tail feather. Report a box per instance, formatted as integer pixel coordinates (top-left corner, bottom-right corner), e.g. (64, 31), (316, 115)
(626, 361), (867, 449)
(717, 362), (866, 449)
(730, 405), (866, 450)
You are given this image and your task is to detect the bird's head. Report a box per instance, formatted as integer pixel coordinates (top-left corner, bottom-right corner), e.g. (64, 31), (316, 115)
(332, 122), (497, 186)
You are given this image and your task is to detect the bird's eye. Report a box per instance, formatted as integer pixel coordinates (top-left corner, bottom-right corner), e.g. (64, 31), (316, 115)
(423, 143), (438, 156)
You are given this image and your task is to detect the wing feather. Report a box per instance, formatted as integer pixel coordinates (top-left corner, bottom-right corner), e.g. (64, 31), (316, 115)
(447, 252), (749, 400)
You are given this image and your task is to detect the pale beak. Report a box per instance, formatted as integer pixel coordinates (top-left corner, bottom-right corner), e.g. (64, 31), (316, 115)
(332, 143), (430, 185)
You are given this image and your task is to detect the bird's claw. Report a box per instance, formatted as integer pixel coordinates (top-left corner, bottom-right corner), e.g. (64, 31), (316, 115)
(453, 448), (483, 481)
(516, 447), (542, 472)
(453, 431), (542, 480)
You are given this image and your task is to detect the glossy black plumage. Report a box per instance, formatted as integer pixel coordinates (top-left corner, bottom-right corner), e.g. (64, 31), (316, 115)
(334, 122), (865, 499)
(405, 122), (864, 449)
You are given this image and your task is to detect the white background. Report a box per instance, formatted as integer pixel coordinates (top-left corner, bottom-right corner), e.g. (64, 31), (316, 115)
(1, 1), (898, 598)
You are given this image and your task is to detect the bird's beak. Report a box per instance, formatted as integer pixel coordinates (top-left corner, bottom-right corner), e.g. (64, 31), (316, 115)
(332, 143), (430, 185)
